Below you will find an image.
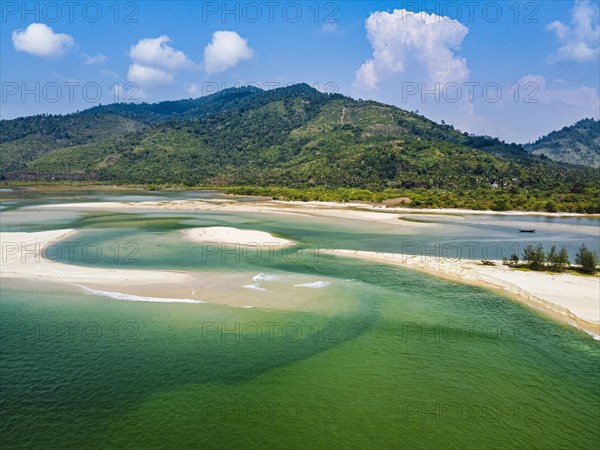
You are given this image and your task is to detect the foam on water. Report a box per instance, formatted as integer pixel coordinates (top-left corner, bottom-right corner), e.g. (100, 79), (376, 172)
(79, 285), (205, 304)
(244, 284), (267, 291)
(294, 281), (331, 289)
(585, 330), (600, 341)
(253, 273), (279, 282)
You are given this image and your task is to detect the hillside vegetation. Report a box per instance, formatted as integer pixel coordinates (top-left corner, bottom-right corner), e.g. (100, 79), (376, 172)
(524, 118), (600, 168)
(1, 84), (598, 212)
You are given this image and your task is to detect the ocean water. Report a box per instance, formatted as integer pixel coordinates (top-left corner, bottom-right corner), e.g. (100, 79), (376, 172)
(1, 189), (599, 449)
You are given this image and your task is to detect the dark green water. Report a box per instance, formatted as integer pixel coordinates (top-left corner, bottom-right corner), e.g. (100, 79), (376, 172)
(1, 190), (599, 449)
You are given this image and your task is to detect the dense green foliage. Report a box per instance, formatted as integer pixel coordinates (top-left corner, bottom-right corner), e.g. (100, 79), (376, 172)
(1, 84), (599, 212)
(575, 244), (599, 274)
(522, 244), (546, 270)
(506, 243), (596, 274)
(524, 118), (600, 168)
(547, 245), (570, 272)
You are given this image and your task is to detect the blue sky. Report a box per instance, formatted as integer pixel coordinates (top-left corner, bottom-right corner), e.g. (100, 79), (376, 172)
(1, 0), (599, 143)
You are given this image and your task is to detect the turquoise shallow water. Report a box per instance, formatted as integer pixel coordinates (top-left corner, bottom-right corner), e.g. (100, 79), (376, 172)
(1, 190), (599, 449)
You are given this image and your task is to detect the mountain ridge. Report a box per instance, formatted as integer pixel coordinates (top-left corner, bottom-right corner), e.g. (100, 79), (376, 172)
(524, 118), (600, 168)
(1, 84), (598, 212)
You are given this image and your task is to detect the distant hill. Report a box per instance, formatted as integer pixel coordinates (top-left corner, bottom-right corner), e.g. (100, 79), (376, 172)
(1, 84), (598, 212)
(525, 119), (600, 168)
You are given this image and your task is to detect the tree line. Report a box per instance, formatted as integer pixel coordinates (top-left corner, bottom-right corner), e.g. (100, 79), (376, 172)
(504, 243), (598, 274)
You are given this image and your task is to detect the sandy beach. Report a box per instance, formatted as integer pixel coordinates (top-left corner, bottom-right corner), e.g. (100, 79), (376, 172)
(0, 229), (195, 293)
(0, 228), (342, 311)
(23, 192), (600, 218)
(336, 249), (600, 338)
(182, 226), (295, 246)
(5, 200), (600, 337)
(35, 200), (438, 226)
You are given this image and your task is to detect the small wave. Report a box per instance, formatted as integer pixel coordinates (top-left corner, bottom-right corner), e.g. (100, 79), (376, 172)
(586, 331), (600, 341)
(294, 281), (331, 289)
(79, 286), (204, 304)
(244, 284), (266, 291)
(253, 273), (279, 282)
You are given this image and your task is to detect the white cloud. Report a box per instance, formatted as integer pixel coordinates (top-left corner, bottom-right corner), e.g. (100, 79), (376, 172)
(12, 23), (74, 58)
(130, 35), (192, 69)
(469, 75), (599, 143)
(354, 9), (469, 90)
(82, 52), (108, 64)
(204, 31), (253, 74)
(356, 60), (379, 90)
(127, 64), (174, 85)
(546, 0), (600, 63)
(516, 74), (599, 109)
(185, 82), (201, 96)
(126, 35), (194, 89)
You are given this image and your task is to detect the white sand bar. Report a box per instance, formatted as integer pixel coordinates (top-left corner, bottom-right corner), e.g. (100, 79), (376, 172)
(0, 229), (335, 311)
(336, 249), (600, 335)
(0, 229), (194, 286)
(34, 200), (436, 227)
(182, 227), (295, 246)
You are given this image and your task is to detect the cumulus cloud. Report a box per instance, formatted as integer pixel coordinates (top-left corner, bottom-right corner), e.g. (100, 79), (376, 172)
(129, 35), (192, 69)
(349, 8), (598, 144)
(126, 35), (193, 87)
(12, 23), (74, 58)
(185, 82), (201, 96)
(204, 31), (253, 74)
(355, 9), (469, 90)
(546, 0), (600, 63)
(127, 63), (174, 85)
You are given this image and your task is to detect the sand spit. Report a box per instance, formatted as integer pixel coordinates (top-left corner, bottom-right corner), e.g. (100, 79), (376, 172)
(0, 229), (194, 286)
(182, 227), (295, 246)
(336, 249), (600, 338)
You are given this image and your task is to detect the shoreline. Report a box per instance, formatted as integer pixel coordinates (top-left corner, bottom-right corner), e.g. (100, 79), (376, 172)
(2, 183), (599, 217)
(0, 229), (195, 286)
(336, 249), (600, 339)
(31, 198), (600, 225)
(0, 229), (341, 312)
(2, 204), (599, 338)
(271, 200), (600, 218)
(6, 188), (597, 218)
(182, 226), (296, 246)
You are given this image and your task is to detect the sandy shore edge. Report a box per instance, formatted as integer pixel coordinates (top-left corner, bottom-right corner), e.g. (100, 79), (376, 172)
(0, 228), (333, 310)
(2, 225), (599, 338)
(182, 226), (295, 246)
(33, 198), (600, 218)
(336, 249), (600, 338)
(0, 229), (194, 287)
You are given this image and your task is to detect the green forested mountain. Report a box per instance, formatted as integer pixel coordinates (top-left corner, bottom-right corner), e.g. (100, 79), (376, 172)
(1, 84), (598, 212)
(525, 119), (600, 168)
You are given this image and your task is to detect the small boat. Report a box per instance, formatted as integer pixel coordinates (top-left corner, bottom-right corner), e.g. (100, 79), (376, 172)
(519, 228), (536, 233)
